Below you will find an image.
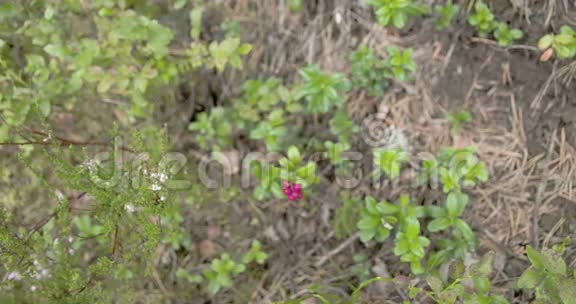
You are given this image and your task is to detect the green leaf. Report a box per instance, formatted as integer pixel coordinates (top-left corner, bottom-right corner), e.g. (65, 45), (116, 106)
(511, 29), (523, 39)
(473, 276), (491, 295)
(427, 217), (451, 232)
(446, 191), (468, 217)
(360, 229), (376, 242)
(426, 275), (443, 293)
(394, 238), (410, 256)
(526, 246), (547, 270)
(44, 44), (68, 59)
(555, 34), (574, 45)
(393, 12), (407, 28)
(38, 99), (51, 117)
(358, 217), (379, 230)
(287, 146), (302, 165)
(541, 249), (567, 275)
(189, 6), (203, 40)
(517, 267), (540, 288)
(558, 279), (576, 304)
(454, 219), (474, 241)
(376, 202), (399, 215)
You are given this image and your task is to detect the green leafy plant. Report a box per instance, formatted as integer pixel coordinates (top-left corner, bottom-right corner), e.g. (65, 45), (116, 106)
(420, 147), (489, 193)
(367, 0), (429, 29)
(242, 240), (269, 265)
(188, 107), (233, 150)
(538, 25), (576, 60)
(518, 243), (576, 304)
(394, 217), (430, 274)
(348, 45), (390, 96)
(252, 145), (319, 201)
(350, 254), (372, 283)
(288, 0), (303, 13)
(426, 191), (474, 243)
(324, 141), (350, 165)
(445, 111), (471, 135)
(417, 252), (510, 303)
(297, 64), (350, 114)
(494, 23), (524, 47)
(249, 109), (288, 152)
(434, 3), (459, 30)
(203, 253), (246, 295)
(357, 196), (398, 242)
(468, 2), (497, 38)
(329, 110), (359, 145)
(385, 47), (417, 81)
(372, 148), (409, 180)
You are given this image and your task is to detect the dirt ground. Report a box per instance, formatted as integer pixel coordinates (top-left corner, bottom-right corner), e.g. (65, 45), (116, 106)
(164, 1), (576, 303)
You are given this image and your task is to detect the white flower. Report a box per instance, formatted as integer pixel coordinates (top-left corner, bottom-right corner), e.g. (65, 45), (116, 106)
(151, 183), (161, 191)
(124, 204), (136, 213)
(30, 285), (37, 292)
(7, 272), (21, 281)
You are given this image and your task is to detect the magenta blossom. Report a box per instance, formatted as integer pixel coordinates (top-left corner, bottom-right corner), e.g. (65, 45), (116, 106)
(282, 181), (303, 201)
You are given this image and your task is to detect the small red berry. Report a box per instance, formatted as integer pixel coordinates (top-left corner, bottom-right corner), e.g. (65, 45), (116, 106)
(292, 184), (301, 192)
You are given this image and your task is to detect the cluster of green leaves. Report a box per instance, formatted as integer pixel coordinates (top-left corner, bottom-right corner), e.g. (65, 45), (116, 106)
(357, 194), (429, 274)
(366, 0), (429, 29)
(538, 26), (576, 60)
(414, 252), (510, 303)
(349, 44), (417, 86)
(188, 107), (232, 150)
(468, 2), (523, 46)
(385, 47), (417, 81)
(350, 254), (372, 283)
(177, 240), (269, 295)
(518, 242), (576, 303)
(434, 3), (459, 30)
(445, 111), (471, 135)
(347, 145), (490, 277)
(296, 64), (350, 114)
(373, 148), (409, 180)
(252, 146), (320, 201)
(348, 45), (390, 96)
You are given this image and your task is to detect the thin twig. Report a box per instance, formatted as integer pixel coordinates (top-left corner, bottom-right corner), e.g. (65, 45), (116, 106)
(314, 231), (360, 268)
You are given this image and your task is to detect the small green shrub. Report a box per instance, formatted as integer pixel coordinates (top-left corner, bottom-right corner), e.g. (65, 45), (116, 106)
(445, 111), (471, 135)
(494, 23), (524, 47)
(538, 25), (576, 60)
(385, 46), (417, 81)
(434, 3), (459, 30)
(518, 242), (576, 303)
(348, 45), (390, 96)
(468, 2), (497, 37)
(297, 64), (350, 114)
(367, 0), (429, 29)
